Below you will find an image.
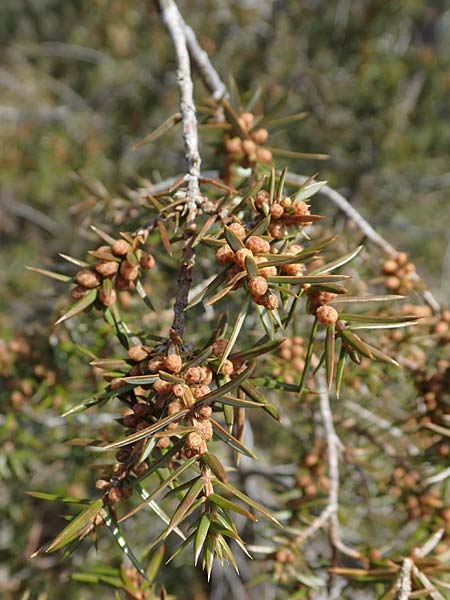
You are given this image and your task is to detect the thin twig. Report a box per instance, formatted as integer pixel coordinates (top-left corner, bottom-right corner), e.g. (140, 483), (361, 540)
(396, 557), (413, 600)
(295, 372), (359, 559)
(414, 529), (444, 559)
(156, 0), (204, 341)
(412, 565), (445, 600)
(183, 25), (228, 101)
(157, 0), (202, 224)
(284, 172), (441, 314)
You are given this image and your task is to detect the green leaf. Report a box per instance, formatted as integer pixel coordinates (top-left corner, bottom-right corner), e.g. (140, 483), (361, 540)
(211, 419), (257, 459)
(26, 266), (72, 283)
(195, 362), (256, 408)
(119, 456), (198, 523)
(217, 293), (251, 371)
(266, 146), (329, 160)
(276, 167), (288, 201)
(120, 374), (159, 385)
(132, 112), (182, 149)
(185, 269), (229, 310)
(194, 514), (211, 565)
(208, 493), (256, 521)
(265, 111), (308, 128)
(295, 180), (327, 202)
(311, 245), (363, 275)
(245, 216), (270, 239)
(26, 491), (90, 505)
(230, 338), (285, 362)
(224, 224), (245, 251)
(136, 279), (155, 311)
(103, 511), (149, 583)
(326, 323), (335, 390)
(146, 545), (165, 584)
(244, 255), (259, 279)
(240, 381), (279, 420)
(330, 294), (405, 304)
(267, 275), (350, 285)
(59, 253), (90, 267)
(96, 408), (190, 451)
(215, 480), (283, 527)
(339, 313), (419, 325)
(136, 485), (186, 541)
(55, 289), (97, 325)
(200, 453), (228, 482)
(35, 499), (103, 554)
(165, 531), (196, 565)
(165, 478), (205, 537)
(342, 330), (399, 366)
(90, 225), (116, 245)
(215, 394), (263, 409)
(298, 317), (319, 396)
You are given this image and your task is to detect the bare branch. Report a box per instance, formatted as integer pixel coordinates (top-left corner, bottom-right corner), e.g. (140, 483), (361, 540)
(284, 172), (441, 313)
(396, 557), (413, 600)
(183, 25), (228, 101)
(157, 0), (202, 222)
(295, 372), (359, 559)
(412, 565), (445, 600)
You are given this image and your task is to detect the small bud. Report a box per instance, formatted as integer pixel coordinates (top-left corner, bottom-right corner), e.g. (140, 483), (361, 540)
(248, 276), (268, 297)
(197, 405), (212, 420)
(108, 488), (122, 504)
(115, 276), (129, 291)
(173, 384), (185, 398)
(167, 399), (182, 415)
(256, 148), (273, 163)
(164, 354), (183, 373)
(228, 222), (246, 239)
(383, 259), (398, 275)
(281, 263), (305, 276)
(199, 366), (213, 385)
(268, 221), (286, 240)
(245, 236), (271, 254)
(185, 367), (202, 384)
(396, 252), (408, 266)
(119, 261), (139, 282)
(251, 128), (269, 144)
(75, 268), (101, 289)
(71, 286), (87, 300)
(254, 256), (277, 278)
(239, 111), (254, 130)
(263, 294), (279, 311)
(128, 345), (148, 362)
(385, 275), (401, 290)
(292, 200), (310, 216)
(316, 305), (339, 325)
(95, 479), (110, 491)
(99, 288), (117, 306)
(215, 244), (235, 265)
(95, 260), (119, 277)
(140, 252), (155, 270)
(212, 338), (228, 356)
(111, 239), (130, 257)
(255, 190), (270, 210)
(270, 203), (284, 219)
(242, 139), (257, 156)
(235, 248), (253, 268)
(153, 377), (173, 395)
(225, 136), (243, 155)
(148, 357), (164, 373)
(281, 196), (292, 209)
(221, 359), (234, 376)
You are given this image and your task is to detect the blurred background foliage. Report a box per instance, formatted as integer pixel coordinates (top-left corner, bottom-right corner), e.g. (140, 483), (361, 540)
(1, 0), (449, 598)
